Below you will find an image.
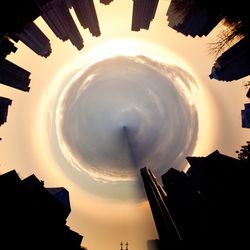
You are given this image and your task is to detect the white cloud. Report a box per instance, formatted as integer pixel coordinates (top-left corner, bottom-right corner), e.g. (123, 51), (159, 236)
(55, 55), (199, 188)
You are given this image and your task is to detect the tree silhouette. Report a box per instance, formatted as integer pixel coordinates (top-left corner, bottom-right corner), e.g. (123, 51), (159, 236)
(170, 0), (250, 58)
(236, 141), (250, 162)
(208, 19), (244, 58)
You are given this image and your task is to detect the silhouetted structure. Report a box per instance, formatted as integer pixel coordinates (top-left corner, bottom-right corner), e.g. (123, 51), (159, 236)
(0, 96), (12, 126)
(0, 58), (31, 91)
(0, 169), (84, 249)
(141, 150), (250, 250)
(241, 103), (250, 128)
(36, 0), (84, 50)
(166, 0), (250, 125)
(167, 0), (222, 37)
(1, 0), (101, 54)
(0, 1), (41, 35)
(0, 0), (102, 94)
(0, 0), (102, 134)
(46, 186), (71, 212)
(131, 0), (159, 31)
(209, 38), (250, 81)
(70, 0), (101, 37)
(100, 0), (113, 5)
(167, 0), (223, 37)
(0, 34), (31, 93)
(15, 21), (52, 57)
(140, 167), (182, 250)
(0, 35), (17, 58)
(166, 0), (250, 82)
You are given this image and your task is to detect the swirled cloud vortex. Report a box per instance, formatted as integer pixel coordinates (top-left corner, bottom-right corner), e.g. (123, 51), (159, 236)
(56, 55), (199, 182)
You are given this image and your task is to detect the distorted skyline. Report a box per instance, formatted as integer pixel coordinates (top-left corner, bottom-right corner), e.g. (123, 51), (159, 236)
(0, 1), (250, 250)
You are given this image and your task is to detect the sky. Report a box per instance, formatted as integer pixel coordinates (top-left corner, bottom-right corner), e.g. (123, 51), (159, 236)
(0, 1), (250, 250)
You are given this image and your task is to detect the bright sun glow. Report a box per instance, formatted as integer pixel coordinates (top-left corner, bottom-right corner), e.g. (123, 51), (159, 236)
(73, 39), (196, 71)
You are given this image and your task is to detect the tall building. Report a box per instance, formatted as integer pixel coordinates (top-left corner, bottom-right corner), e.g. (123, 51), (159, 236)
(131, 0), (159, 31)
(36, 0), (84, 50)
(166, 0), (250, 82)
(161, 168), (210, 246)
(141, 150), (250, 249)
(209, 38), (250, 81)
(166, 0), (223, 37)
(241, 103), (250, 128)
(46, 187), (71, 213)
(14, 21), (52, 57)
(140, 167), (183, 250)
(0, 0), (41, 35)
(0, 58), (30, 91)
(0, 35), (17, 58)
(0, 96), (12, 126)
(0, 169), (84, 249)
(71, 0), (101, 37)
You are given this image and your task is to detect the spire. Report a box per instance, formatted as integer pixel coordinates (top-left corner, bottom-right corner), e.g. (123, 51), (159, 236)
(126, 242), (128, 250)
(120, 241), (123, 250)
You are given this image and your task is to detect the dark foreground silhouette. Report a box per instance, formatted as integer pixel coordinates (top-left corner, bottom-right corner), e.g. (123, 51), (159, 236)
(0, 169), (85, 250)
(142, 150), (250, 250)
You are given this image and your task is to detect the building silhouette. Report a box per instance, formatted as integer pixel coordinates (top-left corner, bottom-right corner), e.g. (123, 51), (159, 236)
(0, 58), (31, 91)
(209, 38), (250, 81)
(0, 1), (41, 34)
(36, 0), (84, 50)
(0, 169), (84, 249)
(0, 35), (17, 58)
(1, 0), (249, 130)
(166, 0), (250, 84)
(241, 103), (250, 128)
(70, 0), (101, 37)
(100, 0), (113, 5)
(141, 150), (250, 250)
(167, 1), (222, 37)
(166, 0), (250, 125)
(14, 21), (52, 58)
(140, 167), (182, 250)
(0, 96), (12, 126)
(0, 34), (31, 92)
(0, 0), (102, 130)
(131, 0), (159, 31)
